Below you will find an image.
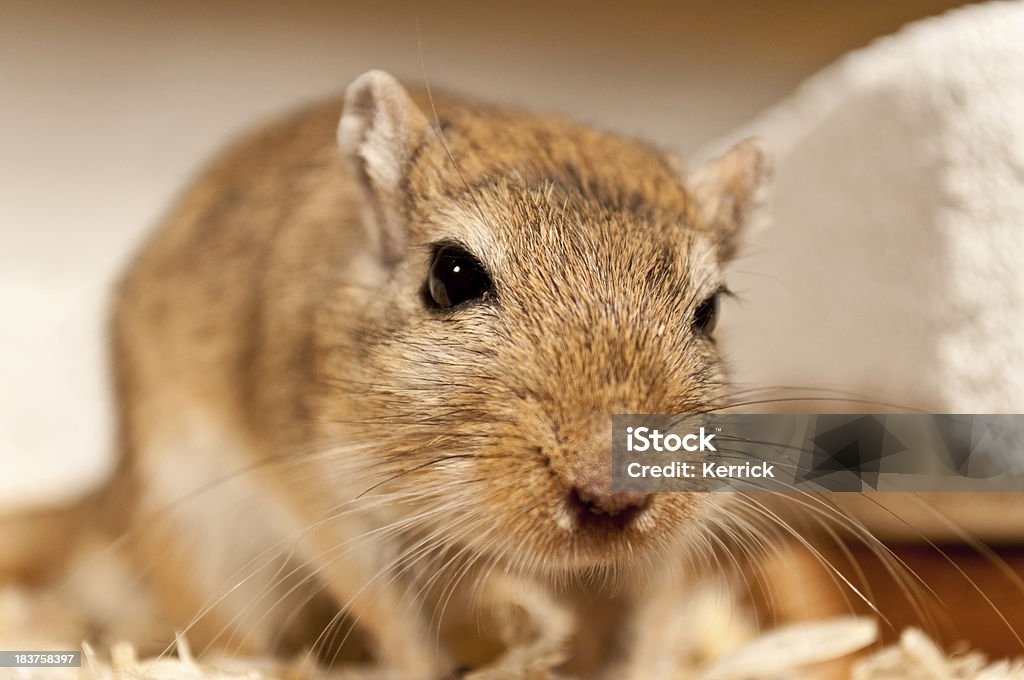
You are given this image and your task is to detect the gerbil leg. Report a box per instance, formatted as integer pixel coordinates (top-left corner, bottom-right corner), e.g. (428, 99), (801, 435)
(306, 525), (447, 679)
(461, 573), (575, 680)
(612, 574), (757, 680)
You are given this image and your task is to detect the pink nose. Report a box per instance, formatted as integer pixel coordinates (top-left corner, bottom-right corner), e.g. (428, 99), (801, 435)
(571, 483), (649, 516)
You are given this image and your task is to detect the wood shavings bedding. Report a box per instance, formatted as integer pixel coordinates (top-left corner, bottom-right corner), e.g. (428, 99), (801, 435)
(1, 585), (1021, 680)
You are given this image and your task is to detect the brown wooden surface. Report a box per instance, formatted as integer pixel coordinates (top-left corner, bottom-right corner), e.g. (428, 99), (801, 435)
(752, 540), (1024, 659)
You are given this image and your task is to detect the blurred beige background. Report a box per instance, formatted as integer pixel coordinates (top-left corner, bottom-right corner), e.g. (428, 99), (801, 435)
(0, 0), (968, 508)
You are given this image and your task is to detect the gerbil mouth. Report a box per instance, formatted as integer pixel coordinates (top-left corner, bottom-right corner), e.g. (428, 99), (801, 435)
(566, 487), (651, 532)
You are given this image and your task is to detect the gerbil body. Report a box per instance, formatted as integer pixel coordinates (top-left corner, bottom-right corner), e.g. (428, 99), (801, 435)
(107, 71), (766, 678)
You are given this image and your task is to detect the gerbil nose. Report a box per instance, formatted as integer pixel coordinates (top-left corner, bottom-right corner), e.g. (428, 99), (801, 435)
(549, 425), (650, 527)
(573, 485), (649, 515)
(570, 482), (649, 523)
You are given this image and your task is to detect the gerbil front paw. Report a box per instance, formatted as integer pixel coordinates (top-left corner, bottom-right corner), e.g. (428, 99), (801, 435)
(448, 574), (575, 680)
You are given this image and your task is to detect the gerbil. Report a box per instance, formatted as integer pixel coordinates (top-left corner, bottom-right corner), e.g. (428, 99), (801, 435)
(105, 70), (767, 678)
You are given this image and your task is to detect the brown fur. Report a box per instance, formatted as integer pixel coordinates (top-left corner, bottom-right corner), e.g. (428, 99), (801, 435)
(102, 71), (766, 678)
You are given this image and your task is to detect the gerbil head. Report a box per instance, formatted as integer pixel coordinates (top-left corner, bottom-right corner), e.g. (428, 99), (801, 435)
(319, 70), (768, 576)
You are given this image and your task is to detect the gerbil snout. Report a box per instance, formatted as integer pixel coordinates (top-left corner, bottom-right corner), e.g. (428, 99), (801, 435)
(568, 485), (650, 530)
(547, 431), (651, 530)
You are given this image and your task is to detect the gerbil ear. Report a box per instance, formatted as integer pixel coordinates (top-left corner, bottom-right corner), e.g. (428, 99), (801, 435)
(688, 138), (768, 261)
(338, 70), (428, 265)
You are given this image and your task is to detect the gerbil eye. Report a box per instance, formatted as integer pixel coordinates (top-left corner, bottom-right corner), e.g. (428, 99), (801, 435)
(426, 244), (493, 309)
(692, 292), (719, 337)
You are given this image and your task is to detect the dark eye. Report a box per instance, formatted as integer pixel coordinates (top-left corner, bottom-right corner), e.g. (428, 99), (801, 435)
(425, 244), (493, 309)
(692, 292), (719, 337)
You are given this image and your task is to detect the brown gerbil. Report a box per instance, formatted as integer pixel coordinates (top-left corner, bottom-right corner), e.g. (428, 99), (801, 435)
(105, 70), (767, 678)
